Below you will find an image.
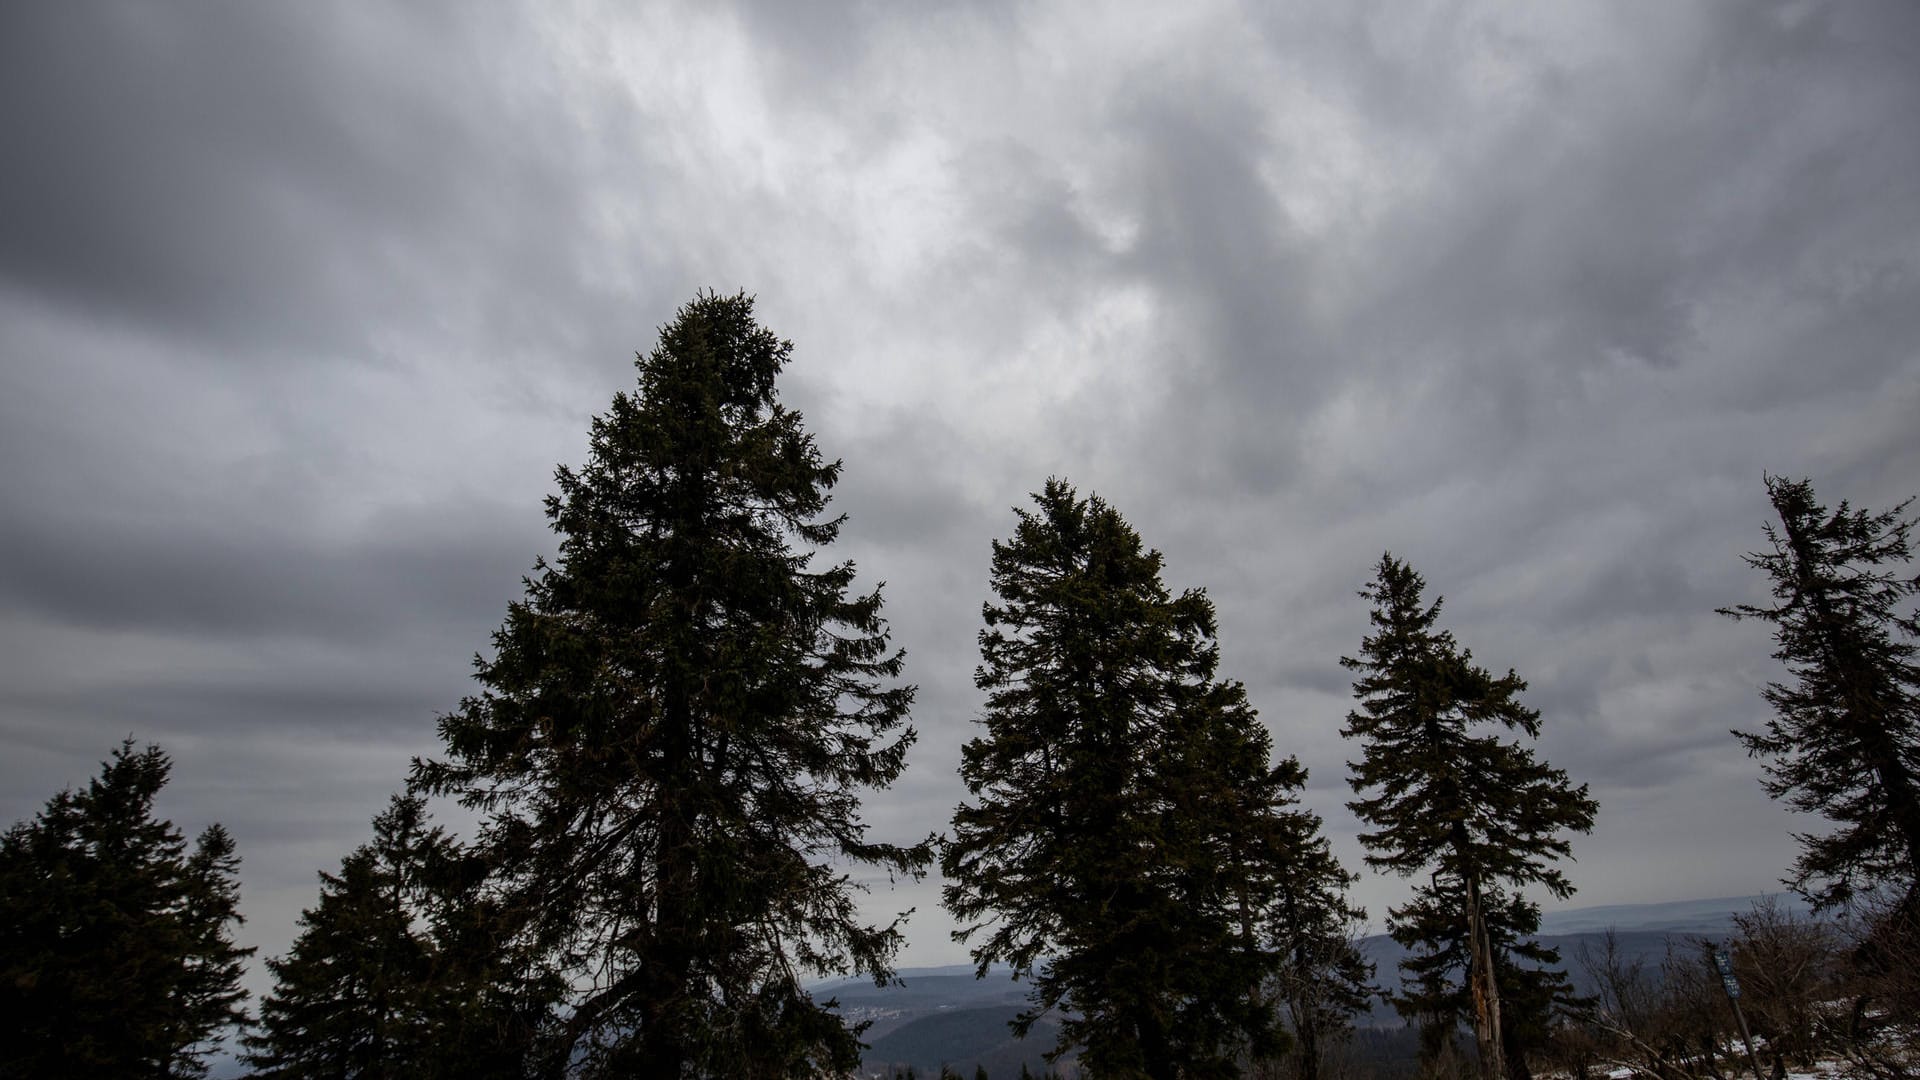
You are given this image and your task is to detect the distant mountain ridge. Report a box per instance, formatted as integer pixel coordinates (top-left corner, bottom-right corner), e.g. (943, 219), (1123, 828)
(833, 894), (1806, 1077)
(1535, 893), (1805, 936)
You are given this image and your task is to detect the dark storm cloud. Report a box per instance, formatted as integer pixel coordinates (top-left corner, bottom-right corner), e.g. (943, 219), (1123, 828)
(1109, 90), (1327, 496)
(0, 498), (539, 641)
(0, 1), (664, 368)
(1, 672), (451, 748)
(722, 0), (878, 94)
(1353, 3), (1920, 396)
(1553, 555), (1709, 629)
(949, 138), (1122, 310)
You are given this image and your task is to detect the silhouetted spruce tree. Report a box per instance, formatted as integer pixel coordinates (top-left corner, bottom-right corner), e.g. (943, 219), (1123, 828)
(1159, 671), (1347, 1077)
(1341, 554), (1596, 1080)
(243, 793), (551, 1078)
(1253, 769), (1374, 1080)
(0, 740), (251, 1078)
(1720, 475), (1920, 912)
(1175, 722), (1372, 1080)
(943, 479), (1299, 1080)
(413, 291), (928, 1078)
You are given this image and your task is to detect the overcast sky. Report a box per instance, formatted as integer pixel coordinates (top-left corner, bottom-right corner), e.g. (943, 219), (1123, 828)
(4, 1), (1918, 992)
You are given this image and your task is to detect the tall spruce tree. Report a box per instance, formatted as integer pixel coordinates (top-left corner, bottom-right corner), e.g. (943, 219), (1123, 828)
(1720, 476), (1920, 913)
(0, 740), (251, 1078)
(944, 479), (1323, 1079)
(412, 292), (928, 1078)
(1341, 554), (1596, 1080)
(244, 793), (552, 1078)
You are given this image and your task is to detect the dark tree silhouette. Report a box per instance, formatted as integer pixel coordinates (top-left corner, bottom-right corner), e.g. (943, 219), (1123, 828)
(244, 793), (552, 1078)
(414, 291), (929, 1077)
(1721, 475), (1920, 912)
(0, 740), (251, 1078)
(945, 479), (1340, 1079)
(1342, 554), (1596, 1080)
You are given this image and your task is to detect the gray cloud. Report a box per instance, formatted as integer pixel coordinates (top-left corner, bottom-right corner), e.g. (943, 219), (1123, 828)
(3, 0), (1916, 987)
(0, 498), (538, 641)
(0, 1), (672, 376)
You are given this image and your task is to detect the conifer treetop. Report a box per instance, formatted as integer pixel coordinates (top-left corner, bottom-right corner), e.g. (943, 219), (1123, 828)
(947, 478), (1341, 1078)
(1720, 474), (1920, 909)
(1341, 552), (1595, 898)
(412, 291), (926, 1077)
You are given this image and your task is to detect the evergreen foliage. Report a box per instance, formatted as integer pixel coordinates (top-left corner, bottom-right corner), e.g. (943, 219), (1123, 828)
(944, 479), (1346, 1079)
(412, 291), (928, 1078)
(0, 740), (251, 1078)
(1258, 783), (1375, 1080)
(1720, 475), (1920, 912)
(243, 793), (551, 1078)
(1341, 554), (1597, 1080)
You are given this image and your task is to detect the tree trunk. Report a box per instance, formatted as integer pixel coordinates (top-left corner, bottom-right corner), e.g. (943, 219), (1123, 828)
(1295, 997), (1321, 1080)
(1138, 1006), (1178, 1080)
(635, 463), (708, 1080)
(641, 812), (692, 1079)
(1287, 889), (1321, 1080)
(1464, 873), (1506, 1080)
